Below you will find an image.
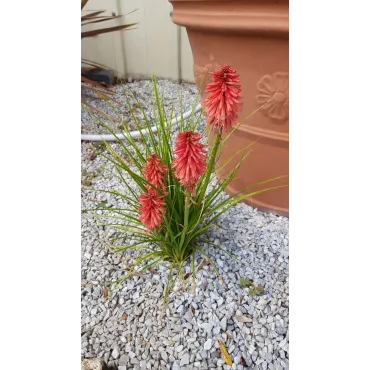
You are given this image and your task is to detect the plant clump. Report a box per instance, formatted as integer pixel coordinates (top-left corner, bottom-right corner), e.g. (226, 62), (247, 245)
(83, 65), (284, 304)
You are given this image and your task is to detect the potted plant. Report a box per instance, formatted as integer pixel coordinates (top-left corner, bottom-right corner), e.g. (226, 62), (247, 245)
(168, 0), (289, 215)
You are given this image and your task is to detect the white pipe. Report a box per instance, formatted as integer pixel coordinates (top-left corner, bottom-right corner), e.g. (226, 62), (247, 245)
(81, 103), (202, 142)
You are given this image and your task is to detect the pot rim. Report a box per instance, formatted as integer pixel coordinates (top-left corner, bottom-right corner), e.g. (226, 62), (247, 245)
(169, 0), (289, 36)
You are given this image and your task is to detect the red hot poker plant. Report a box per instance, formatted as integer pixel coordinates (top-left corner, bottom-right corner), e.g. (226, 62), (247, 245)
(142, 153), (168, 193)
(172, 131), (207, 193)
(138, 186), (166, 232)
(84, 66), (284, 304)
(204, 64), (242, 131)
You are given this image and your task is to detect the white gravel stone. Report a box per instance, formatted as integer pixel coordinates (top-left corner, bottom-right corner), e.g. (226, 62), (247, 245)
(172, 361), (180, 370)
(199, 322), (213, 334)
(204, 339), (212, 351)
(220, 317), (227, 331)
(180, 353), (190, 366)
(111, 348), (119, 359)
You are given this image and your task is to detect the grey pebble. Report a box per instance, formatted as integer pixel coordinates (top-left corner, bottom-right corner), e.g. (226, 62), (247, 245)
(180, 353), (190, 366)
(119, 355), (129, 366)
(276, 326), (287, 336)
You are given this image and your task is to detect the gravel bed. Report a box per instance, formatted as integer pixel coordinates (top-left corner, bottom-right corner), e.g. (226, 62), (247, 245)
(82, 79), (198, 135)
(81, 80), (289, 370)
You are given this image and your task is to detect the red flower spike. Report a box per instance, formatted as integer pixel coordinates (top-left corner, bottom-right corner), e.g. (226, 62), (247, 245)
(138, 186), (166, 232)
(172, 131), (207, 192)
(203, 64), (242, 130)
(142, 153), (168, 193)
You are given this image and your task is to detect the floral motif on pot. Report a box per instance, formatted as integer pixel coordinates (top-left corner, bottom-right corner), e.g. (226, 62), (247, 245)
(256, 72), (289, 123)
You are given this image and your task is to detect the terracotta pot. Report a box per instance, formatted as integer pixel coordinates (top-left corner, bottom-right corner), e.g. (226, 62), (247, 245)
(169, 0), (289, 216)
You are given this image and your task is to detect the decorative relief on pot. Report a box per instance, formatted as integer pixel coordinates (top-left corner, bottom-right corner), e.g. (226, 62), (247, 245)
(193, 63), (213, 89)
(256, 72), (289, 123)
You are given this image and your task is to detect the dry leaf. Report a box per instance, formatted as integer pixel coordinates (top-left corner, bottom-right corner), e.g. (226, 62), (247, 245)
(218, 339), (232, 366)
(190, 198), (199, 206)
(234, 315), (253, 323)
(103, 287), (108, 300)
(149, 268), (158, 275)
(82, 178), (91, 186)
(226, 331), (234, 339)
(256, 284), (264, 293)
(88, 150), (96, 160)
(121, 313), (128, 320)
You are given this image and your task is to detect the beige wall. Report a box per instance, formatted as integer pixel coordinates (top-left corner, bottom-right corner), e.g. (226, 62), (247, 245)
(81, 0), (195, 82)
